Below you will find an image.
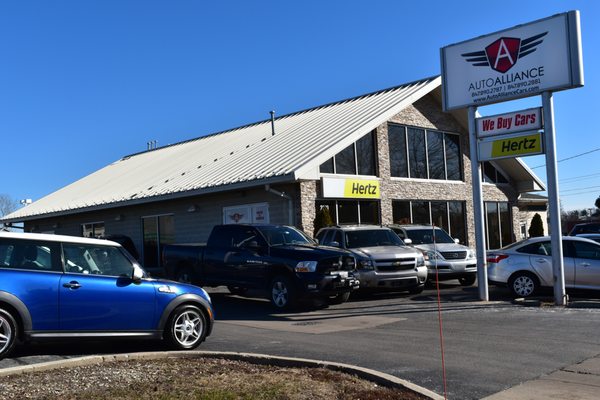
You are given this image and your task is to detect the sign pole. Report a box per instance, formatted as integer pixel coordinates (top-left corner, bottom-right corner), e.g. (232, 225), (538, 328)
(469, 106), (489, 301)
(542, 91), (567, 306)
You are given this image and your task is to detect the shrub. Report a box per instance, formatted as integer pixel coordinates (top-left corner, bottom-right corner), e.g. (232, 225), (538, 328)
(313, 206), (333, 236)
(528, 213), (544, 237)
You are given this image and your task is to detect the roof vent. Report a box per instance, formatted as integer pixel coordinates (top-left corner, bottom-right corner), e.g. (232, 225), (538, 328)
(146, 140), (158, 150)
(270, 110), (276, 136)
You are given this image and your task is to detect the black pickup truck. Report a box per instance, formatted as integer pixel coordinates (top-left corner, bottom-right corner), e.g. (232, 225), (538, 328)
(162, 224), (359, 309)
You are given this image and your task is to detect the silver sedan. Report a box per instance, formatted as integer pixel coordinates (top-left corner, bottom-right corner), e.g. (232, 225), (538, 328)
(487, 236), (600, 297)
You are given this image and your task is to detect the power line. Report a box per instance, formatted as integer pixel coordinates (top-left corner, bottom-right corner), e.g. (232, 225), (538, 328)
(531, 146), (600, 169)
(561, 184), (600, 193)
(561, 191), (599, 198)
(560, 172), (600, 183)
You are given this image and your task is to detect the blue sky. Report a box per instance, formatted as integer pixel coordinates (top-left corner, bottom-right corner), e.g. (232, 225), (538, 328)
(1, 1), (598, 212)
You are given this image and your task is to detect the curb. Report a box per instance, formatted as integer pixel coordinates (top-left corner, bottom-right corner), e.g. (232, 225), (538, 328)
(0, 350), (444, 400)
(512, 297), (600, 308)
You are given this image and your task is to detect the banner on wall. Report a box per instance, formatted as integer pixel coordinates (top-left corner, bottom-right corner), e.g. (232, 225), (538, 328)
(223, 203), (269, 224)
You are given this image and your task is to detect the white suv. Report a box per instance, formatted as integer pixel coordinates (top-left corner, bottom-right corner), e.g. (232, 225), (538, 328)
(388, 224), (477, 286)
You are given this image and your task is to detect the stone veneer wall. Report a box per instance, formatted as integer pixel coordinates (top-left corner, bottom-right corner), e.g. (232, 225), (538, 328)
(298, 93), (521, 246)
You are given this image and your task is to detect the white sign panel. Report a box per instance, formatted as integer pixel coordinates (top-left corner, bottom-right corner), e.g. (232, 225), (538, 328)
(476, 107), (543, 138)
(441, 11), (583, 111)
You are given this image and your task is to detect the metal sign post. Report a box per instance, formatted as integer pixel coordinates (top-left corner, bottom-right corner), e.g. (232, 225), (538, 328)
(468, 106), (489, 301)
(542, 91), (567, 305)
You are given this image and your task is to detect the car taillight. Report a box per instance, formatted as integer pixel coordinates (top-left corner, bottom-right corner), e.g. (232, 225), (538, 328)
(487, 254), (509, 263)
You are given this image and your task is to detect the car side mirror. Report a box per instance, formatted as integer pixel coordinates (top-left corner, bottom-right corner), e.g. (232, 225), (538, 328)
(454, 238), (460, 244)
(328, 241), (340, 248)
(403, 238), (413, 245)
(132, 264), (144, 282)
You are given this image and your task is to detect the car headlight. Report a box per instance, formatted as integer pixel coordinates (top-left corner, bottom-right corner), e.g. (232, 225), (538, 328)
(425, 250), (442, 260)
(358, 259), (374, 270)
(416, 254), (425, 267)
(467, 249), (476, 259)
(295, 261), (318, 273)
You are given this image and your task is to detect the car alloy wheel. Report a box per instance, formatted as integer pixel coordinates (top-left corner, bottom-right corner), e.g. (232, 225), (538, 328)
(270, 275), (296, 310)
(510, 274), (537, 297)
(166, 305), (206, 350)
(0, 309), (17, 360)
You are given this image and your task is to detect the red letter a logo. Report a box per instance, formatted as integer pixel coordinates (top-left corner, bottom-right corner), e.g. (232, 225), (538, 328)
(485, 37), (521, 73)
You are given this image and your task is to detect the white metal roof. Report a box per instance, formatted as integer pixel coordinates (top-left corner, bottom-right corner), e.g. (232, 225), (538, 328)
(1, 75), (543, 223)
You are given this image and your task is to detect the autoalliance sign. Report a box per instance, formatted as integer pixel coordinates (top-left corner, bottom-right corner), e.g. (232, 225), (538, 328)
(440, 11), (583, 111)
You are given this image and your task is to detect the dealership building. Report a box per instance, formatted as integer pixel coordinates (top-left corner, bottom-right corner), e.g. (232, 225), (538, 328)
(1, 76), (546, 269)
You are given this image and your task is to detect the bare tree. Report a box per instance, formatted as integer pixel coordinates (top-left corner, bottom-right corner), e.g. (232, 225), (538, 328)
(0, 194), (18, 218)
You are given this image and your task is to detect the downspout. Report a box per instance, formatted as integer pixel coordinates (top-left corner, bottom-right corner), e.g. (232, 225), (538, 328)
(265, 184), (293, 225)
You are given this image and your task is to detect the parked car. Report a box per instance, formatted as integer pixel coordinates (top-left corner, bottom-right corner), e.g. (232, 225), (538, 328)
(487, 235), (600, 298)
(569, 222), (600, 235)
(388, 224), (477, 286)
(315, 225), (427, 294)
(574, 233), (600, 244)
(0, 231), (214, 360)
(162, 224), (359, 310)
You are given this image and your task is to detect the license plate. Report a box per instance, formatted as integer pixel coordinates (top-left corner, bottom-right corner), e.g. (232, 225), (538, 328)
(331, 271), (349, 278)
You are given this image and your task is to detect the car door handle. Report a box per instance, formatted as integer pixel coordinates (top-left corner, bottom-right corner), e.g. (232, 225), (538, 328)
(581, 262), (591, 267)
(63, 281), (81, 289)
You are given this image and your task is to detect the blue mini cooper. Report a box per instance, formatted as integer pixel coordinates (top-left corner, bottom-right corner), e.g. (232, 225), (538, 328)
(0, 232), (214, 360)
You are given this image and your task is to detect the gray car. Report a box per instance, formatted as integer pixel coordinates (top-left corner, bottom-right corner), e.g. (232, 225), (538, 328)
(487, 235), (600, 297)
(315, 225), (427, 294)
(388, 224), (477, 286)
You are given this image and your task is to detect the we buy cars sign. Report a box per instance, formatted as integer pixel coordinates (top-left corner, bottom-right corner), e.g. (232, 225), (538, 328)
(477, 107), (542, 138)
(440, 11), (583, 111)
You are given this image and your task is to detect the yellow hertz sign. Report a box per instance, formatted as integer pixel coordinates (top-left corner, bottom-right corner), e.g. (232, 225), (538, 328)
(479, 131), (544, 161)
(343, 179), (380, 198)
(322, 177), (380, 199)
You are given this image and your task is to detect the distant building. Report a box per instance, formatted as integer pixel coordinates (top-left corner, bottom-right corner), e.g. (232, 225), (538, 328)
(1, 76), (545, 268)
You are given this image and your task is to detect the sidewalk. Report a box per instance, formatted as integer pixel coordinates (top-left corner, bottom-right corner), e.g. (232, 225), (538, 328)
(482, 355), (600, 400)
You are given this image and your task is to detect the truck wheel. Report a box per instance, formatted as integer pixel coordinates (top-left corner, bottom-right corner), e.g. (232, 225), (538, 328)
(175, 267), (195, 284)
(164, 305), (207, 350)
(270, 275), (297, 310)
(408, 284), (425, 294)
(459, 274), (476, 286)
(328, 291), (351, 305)
(0, 309), (18, 360)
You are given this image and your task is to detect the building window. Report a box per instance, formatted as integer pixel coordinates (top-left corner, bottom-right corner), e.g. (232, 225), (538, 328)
(485, 202), (513, 249)
(142, 215), (174, 269)
(388, 124), (462, 181)
(319, 131), (377, 176)
(482, 162), (509, 184)
(82, 222), (105, 238)
(392, 200), (467, 244)
(315, 200), (380, 225)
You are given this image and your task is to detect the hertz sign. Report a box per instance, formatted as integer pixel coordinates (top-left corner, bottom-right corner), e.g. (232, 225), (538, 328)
(478, 131), (544, 161)
(322, 177), (380, 199)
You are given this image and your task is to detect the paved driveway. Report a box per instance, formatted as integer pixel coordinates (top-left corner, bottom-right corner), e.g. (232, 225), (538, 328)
(3, 282), (600, 399)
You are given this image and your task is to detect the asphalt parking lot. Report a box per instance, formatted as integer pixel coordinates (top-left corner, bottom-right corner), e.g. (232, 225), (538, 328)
(3, 281), (600, 399)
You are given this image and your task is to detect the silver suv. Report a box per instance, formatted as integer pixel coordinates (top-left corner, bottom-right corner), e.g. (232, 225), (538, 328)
(388, 224), (477, 286)
(315, 225), (427, 294)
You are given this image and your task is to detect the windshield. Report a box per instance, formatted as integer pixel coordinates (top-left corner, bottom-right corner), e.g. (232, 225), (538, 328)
(405, 228), (455, 244)
(256, 226), (314, 246)
(344, 229), (404, 248)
